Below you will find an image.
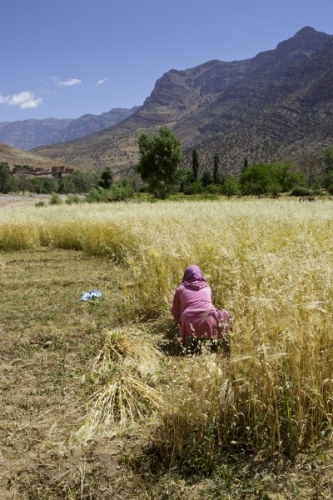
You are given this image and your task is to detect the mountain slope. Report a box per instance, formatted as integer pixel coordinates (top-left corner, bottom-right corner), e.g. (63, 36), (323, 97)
(32, 27), (333, 176)
(0, 107), (139, 151)
(0, 142), (75, 170)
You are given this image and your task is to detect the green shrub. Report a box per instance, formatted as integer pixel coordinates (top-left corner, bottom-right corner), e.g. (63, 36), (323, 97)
(290, 186), (313, 197)
(139, 183), (149, 193)
(35, 201), (45, 207)
(84, 187), (109, 203)
(49, 192), (63, 205)
(85, 181), (135, 203)
(109, 180), (135, 200)
(206, 183), (223, 194)
(65, 194), (82, 205)
(184, 181), (205, 195)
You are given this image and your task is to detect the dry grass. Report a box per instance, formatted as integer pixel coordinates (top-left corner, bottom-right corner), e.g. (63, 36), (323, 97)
(0, 249), (121, 445)
(74, 327), (164, 441)
(1, 198), (333, 497)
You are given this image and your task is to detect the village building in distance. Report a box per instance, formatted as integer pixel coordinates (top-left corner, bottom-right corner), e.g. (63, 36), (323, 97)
(12, 165), (75, 178)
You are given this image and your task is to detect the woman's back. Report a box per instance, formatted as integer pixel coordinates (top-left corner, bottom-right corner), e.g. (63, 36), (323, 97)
(175, 283), (213, 317)
(171, 264), (232, 347)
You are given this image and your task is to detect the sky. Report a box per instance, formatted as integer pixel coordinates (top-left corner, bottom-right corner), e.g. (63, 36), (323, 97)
(1, 0), (332, 122)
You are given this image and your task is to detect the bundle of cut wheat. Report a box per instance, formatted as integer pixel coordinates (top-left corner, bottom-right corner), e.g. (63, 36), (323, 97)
(74, 328), (164, 441)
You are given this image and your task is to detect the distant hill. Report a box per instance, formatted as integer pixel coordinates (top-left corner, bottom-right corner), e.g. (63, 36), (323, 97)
(31, 27), (333, 177)
(0, 107), (139, 151)
(0, 142), (75, 170)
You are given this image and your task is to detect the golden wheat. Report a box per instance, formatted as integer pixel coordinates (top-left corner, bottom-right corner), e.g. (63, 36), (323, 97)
(74, 327), (164, 442)
(2, 199), (333, 465)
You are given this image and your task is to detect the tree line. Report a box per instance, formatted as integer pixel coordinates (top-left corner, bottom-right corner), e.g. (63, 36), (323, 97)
(0, 163), (135, 201)
(136, 127), (333, 199)
(1, 126), (333, 200)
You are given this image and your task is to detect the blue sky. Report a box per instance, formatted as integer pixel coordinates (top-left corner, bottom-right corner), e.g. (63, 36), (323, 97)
(1, 0), (332, 122)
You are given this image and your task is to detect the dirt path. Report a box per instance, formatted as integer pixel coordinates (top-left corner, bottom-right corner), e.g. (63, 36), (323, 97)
(0, 194), (51, 208)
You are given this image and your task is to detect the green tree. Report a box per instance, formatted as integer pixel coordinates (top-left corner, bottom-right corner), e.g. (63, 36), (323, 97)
(240, 164), (280, 197)
(65, 170), (98, 193)
(323, 146), (333, 172)
(98, 167), (113, 190)
(0, 162), (10, 193)
(270, 161), (303, 192)
(323, 170), (333, 192)
(297, 152), (322, 188)
(213, 153), (220, 184)
(222, 175), (240, 198)
(17, 176), (30, 194)
(109, 179), (135, 200)
(200, 170), (213, 188)
(29, 177), (58, 194)
(192, 149), (199, 181)
(178, 168), (193, 192)
(136, 127), (184, 199)
(57, 180), (66, 194)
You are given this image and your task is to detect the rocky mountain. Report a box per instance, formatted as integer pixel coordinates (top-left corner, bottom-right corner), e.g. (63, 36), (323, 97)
(32, 27), (333, 177)
(0, 107), (139, 151)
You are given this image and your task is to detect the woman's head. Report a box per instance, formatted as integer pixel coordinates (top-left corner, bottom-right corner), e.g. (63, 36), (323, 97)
(182, 265), (206, 283)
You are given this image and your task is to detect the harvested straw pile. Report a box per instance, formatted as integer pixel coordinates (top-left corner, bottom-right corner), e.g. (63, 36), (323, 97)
(75, 327), (164, 441)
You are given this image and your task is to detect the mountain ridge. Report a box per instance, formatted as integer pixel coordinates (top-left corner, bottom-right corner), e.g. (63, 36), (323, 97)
(0, 107), (139, 151)
(0, 142), (76, 170)
(4, 26), (333, 177)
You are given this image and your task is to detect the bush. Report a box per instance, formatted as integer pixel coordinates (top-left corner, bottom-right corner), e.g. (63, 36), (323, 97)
(65, 194), (82, 205)
(184, 181), (205, 195)
(206, 183), (223, 195)
(49, 192), (63, 205)
(30, 178), (58, 194)
(85, 181), (135, 203)
(35, 201), (45, 207)
(85, 187), (109, 203)
(290, 186), (313, 197)
(109, 180), (135, 200)
(139, 183), (149, 193)
(221, 175), (241, 198)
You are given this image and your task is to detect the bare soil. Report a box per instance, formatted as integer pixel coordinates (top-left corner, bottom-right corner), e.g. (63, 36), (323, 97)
(0, 194), (50, 208)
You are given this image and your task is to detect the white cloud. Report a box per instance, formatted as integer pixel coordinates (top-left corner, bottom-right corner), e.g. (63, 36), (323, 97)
(97, 78), (108, 85)
(0, 91), (42, 109)
(0, 95), (10, 104)
(58, 78), (81, 86)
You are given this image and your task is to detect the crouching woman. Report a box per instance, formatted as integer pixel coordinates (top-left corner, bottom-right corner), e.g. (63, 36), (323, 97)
(171, 265), (232, 354)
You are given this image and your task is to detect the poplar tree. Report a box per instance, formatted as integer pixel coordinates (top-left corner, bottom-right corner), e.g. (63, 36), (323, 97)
(213, 153), (220, 184)
(192, 149), (199, 181)
(0, 162), (10, 193)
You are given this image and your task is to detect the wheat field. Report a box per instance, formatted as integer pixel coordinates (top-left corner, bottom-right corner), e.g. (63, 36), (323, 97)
(1, 198), (333, 493)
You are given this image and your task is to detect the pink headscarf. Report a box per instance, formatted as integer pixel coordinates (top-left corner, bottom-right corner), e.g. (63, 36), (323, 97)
(181, 265), (208, 289)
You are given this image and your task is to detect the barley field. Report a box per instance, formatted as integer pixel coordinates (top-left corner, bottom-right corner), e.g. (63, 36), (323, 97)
(1, 198), (333, 498)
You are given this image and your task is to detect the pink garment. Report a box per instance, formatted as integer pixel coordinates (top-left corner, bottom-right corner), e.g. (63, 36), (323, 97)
(171, 281), (231, 346)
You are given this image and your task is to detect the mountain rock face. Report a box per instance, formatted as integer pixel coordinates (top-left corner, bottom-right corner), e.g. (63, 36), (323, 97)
(33, 27), (333, 176)
(0, 107), (139, 151)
